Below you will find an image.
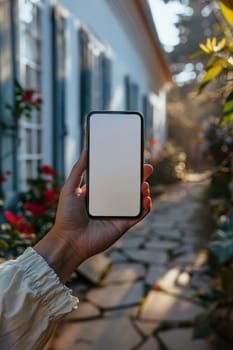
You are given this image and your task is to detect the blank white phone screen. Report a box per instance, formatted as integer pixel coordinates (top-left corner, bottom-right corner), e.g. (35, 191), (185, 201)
(88, 112), (142, 217)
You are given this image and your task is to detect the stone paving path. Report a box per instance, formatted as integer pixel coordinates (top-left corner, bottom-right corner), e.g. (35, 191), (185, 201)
(45, 177), (232, 350)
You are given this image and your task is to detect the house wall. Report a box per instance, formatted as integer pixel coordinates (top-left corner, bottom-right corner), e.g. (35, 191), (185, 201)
(51, 0), (168, 175)
(0, 0), (169, 195)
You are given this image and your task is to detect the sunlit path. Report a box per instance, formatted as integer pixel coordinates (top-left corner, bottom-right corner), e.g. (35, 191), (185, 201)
(45, 175), (232, 350)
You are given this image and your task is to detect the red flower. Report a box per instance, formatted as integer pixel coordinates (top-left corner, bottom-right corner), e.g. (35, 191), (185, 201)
(24, 202), (47, 216)
(5, 211), (24, 225)
(22, 89), (35, 103)
(0, 176), (7, 183)
(5, 170), (12, 176)
(4, 211), (34, 235)
(32, 97), (43, 106)
(18, 222), (34, 235)
(45, 189), (57, 206)
(39, 165), (57, 177)
(36, 97), (43, 104)
(150, 139), (158, 148)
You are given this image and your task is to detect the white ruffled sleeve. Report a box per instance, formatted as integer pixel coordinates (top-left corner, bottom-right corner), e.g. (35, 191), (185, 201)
(0, 247), (79, 350)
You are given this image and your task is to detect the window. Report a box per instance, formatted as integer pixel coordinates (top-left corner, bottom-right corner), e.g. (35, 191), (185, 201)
(79, 27), (112, 147)
(0, 0), (18, 192)
(18, 0), (43, 188)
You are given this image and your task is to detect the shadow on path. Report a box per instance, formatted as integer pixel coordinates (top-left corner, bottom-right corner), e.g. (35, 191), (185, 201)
(45, 175), (232, 350)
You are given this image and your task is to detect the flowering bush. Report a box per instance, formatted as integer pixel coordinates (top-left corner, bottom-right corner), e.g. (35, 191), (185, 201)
(189, 1), (233, 342)
(148, 141), (187, 185)
(0, 81), (49, 260)
(0, 164), (59, 260)
(2, 81), (43, 131)
(0, 170), (12, 184)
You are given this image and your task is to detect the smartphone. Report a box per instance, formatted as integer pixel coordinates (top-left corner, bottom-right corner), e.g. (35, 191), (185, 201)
(87, 111), (143, 218)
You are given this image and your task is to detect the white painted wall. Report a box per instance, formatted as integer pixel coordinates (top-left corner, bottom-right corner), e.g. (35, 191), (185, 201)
(64, 16), (80, 176)
(45, 0), (168, 176)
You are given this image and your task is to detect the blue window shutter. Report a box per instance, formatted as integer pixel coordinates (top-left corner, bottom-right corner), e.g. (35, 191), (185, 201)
(131, 83), (139, 110)
(52, 6), (66, 180)
(143, 95), (149, 140)
(143, 95), (153, 143)
(102, 55), (111, 110)
(125, 76), (139, 111)
(79, 28), (92, 148)
(124, 75), (131, 110)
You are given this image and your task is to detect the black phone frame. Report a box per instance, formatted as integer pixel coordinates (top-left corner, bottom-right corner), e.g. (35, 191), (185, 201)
(86, 110), (144, 219)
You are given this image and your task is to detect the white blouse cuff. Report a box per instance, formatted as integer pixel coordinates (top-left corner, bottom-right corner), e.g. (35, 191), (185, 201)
(16, 247), (79, 319)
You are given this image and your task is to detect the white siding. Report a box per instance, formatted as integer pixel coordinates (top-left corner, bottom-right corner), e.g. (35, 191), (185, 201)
(47, 0), (168, 175)
(64, 16), (80, 175)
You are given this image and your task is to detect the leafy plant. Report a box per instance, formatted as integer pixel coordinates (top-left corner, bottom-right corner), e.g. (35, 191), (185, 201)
(0, 81), (43, 190)
(0, 165), (59, 260)
(148, 142), (187, 185)
(190, 1), (233, 343)
(2, 80), (43, 132)
(0, 81), (58, 261)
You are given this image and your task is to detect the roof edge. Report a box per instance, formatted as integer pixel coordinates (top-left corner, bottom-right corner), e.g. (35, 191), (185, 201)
(134, 0), (173, 84)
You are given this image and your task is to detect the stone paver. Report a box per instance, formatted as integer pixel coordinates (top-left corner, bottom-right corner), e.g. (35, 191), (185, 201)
(50, 318), (142, 349)
(145, 239), (179, 251)
(65, 302), (100, 321)
(78, 254), (111, 284)
(134, 320), (159, 336)
(159, 329), (205, 350)
(190, 272), (213, 290)
(113, 236), (145, 249)
(49, 177), (224, 350)
(87, 282), (144, 309)
(138, 337), (160, 350)
(92, 317), (142, 350)
(103, 263), (145, 284)
(156, 230), (182, 241)
(145, 266), (167, 286)
(123, 248), (167, 264)
(46, 320), (109, 350)
(108, 250), (127, 263)
(151, 223), (177, 231)
(139, 291), (204, 321)
(104, 305), (139, 318)
(172, 253), (198, 265)
(158, 329), (233, 350)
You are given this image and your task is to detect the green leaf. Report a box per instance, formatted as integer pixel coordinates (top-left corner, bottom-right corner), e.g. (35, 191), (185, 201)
(196, 288), (225, 303)
(190, 50), (205, 59)
(219, 0), (233, 25)
(198, 61), (225, 94)
(209, 239), (233, 265)
(219, 89), (233, 125)
(0, 239), (9, 251)
(221, 267), (233, 296)
(206, 55), (217, 68)
(193, 315), (212, 339)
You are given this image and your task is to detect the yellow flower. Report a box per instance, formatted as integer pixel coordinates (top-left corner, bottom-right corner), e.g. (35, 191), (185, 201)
(199, 37), (227, 54)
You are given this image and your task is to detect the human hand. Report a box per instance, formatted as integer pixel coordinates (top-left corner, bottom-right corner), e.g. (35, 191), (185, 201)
(34, 150), (153, 283)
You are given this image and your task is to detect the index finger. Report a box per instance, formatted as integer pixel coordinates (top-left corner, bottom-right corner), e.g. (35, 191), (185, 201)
(144, 164), (153, 181)
(65, 149), (87, 192)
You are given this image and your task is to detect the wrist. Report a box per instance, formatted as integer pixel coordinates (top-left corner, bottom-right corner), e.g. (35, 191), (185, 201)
(34, 228), (83, 284)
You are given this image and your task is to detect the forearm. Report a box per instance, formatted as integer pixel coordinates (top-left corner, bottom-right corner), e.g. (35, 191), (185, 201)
(34, 228), (82, 284)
